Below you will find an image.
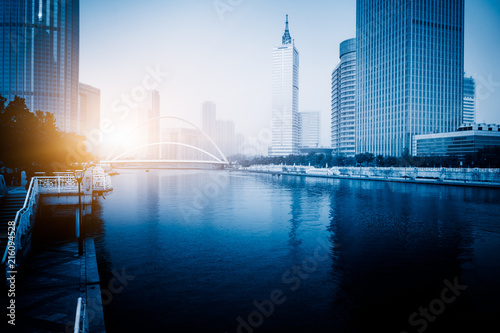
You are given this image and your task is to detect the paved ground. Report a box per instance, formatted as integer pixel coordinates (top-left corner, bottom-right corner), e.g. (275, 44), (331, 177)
(1, 238), (105, 333)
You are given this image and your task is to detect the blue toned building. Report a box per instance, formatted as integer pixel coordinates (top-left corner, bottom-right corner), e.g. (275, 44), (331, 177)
(0, 0), (80, 133)
(270, 15), (300, 156)
(413, 124), (500, 158)
(331, 38), (356, 157)
(463, 76), (475, 125)
(299, 111), (320, 148)
(356, 0), (464, 156)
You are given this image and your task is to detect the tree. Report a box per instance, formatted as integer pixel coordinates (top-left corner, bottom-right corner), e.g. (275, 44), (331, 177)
(355, 153), (367, 166)
(332, 154), (346, 166)
(365, 153), (375, 166)
(0, 95), (94, 173)
(376, 155), (385, 167)
(385, 156), (398, 167)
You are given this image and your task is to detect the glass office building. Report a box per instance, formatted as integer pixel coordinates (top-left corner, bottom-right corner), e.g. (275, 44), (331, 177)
(413, 124), (500, 157)
(270, 15), (300, 156)
(356, 0), (464, 156)
(331, 38), (356, 157)
(299, 111), (320, 148)
(463, 76), (475, 124)
(78, 82), (100, 157)
(0, 0), (80, 133)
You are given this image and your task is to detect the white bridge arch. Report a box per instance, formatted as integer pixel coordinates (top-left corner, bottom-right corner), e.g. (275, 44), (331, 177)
(101, 115), (228, 165)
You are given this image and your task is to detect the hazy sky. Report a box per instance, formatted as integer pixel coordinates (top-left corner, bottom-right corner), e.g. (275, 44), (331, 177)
(80, 0), (500, 148)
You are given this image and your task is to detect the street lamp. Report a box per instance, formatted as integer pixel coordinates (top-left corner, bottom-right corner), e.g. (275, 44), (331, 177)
(74, 169), (84, 256)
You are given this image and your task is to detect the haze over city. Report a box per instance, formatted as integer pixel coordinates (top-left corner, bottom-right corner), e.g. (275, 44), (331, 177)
(3, 1), (500, 332)
(80, 0), (500, 149)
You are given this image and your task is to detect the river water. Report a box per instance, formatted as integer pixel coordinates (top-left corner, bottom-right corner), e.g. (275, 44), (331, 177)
(92, 169), (500, 333)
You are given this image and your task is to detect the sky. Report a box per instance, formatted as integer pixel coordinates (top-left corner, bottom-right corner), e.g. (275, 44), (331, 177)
(80, 0), (500, 149)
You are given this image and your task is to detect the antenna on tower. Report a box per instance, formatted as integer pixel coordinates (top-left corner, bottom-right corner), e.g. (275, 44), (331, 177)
(282, 15), (292, 45)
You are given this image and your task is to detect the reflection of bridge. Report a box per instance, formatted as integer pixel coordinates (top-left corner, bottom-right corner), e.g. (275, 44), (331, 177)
(101, 116), (229, 167)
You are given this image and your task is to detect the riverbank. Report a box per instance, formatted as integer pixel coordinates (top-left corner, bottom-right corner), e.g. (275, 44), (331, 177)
(239, 167), (500, 189)
(3, 236), (105, 332)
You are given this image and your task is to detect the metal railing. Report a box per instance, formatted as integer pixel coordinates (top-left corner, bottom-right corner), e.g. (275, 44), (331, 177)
(35, 168), (113, 194)
(0, 175), (7, 198)
(1, 177), (39, 265)
(37, 174), (79, 194)
(74, 297), (88, 333)
(2, 168), (113, 265)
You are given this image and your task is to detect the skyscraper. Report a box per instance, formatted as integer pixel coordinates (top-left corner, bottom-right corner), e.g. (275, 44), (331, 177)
(202, 101), (217, 138)
(145, 90), (160, 159)
(331, 38), (356, 157)
(463, 76), (475, 124)
(270, 15), (300, 156)
(356, 0), (464, 156)
(78, 83), (101, 157)
(0, 0), (80, 133)
(299, 111), (320, 148)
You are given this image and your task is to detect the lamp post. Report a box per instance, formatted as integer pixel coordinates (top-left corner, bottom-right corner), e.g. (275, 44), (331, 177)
(74, 169), (84, 256)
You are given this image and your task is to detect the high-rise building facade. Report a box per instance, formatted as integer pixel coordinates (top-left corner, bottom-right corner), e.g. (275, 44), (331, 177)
(145, 90), (160, 159)
(463, 76), (475, 124)
(201, 101), (241, 157)
(78, 83), (100, 157)
(202, 101), (217, 138)
(0, 0), (80, 133)
(356, 0), (464, 156)
(270, 15), (300, 156)
(299, 111), (320, 148)
(331, 38), (356, 157)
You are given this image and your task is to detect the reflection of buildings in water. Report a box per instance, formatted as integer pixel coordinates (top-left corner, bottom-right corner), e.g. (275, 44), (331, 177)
(327, 181), (475, 332)
(146, 170), (160, 223)
(268, 176), (326, 260)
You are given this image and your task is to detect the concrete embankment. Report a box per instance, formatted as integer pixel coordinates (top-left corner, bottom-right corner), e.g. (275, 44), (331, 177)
(240, 166), (500, 189)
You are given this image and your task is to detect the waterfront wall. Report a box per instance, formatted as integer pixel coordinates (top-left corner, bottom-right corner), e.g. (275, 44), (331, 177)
(246, 165), (500, 183)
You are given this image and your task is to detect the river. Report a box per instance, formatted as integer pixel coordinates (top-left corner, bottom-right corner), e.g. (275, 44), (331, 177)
(92, 169), (500, 333)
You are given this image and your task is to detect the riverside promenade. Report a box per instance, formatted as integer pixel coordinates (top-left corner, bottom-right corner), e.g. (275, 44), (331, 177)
(1, 169), (110, 332)
(241, 165), (500, 189)
(2, 237), (105, 333)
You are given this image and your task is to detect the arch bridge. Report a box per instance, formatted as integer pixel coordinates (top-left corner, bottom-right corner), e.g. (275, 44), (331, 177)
(100, 116), (229, 168)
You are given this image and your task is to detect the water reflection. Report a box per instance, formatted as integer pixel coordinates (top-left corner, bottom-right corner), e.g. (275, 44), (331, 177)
(92, 170), (500, 333)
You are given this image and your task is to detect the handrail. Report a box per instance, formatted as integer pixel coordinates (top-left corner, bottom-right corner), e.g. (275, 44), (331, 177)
(2, 177), (39, 264)
(74, 297), (82, 333)
(73, 297), (88, 333)
(0, 175), (8, 197)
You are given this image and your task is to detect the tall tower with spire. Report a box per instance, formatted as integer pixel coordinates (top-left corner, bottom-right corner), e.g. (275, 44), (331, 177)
(270, 15), (300, 156)
(282, 15), (292, 45)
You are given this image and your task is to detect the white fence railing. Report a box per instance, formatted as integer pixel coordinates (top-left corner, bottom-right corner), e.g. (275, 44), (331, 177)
(37, 175), (79, 193)
(2, 177), (39, 265)
(2, 168), (113, 267)
(74, 297), (88, 333)
(36, 168), (113, 194)
(245, 165), (500, 183)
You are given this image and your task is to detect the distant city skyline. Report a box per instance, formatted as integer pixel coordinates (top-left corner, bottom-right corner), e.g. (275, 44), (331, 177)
(78, 0), (500, 150)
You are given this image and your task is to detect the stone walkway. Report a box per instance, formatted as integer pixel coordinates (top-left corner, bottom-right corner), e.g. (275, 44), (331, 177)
(2, 238), (105, 333)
